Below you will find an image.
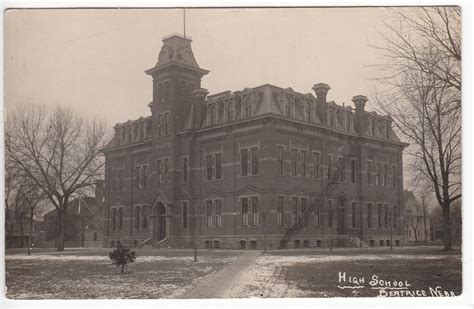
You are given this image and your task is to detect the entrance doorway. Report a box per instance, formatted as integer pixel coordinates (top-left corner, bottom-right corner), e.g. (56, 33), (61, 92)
(154, 202), (166, 241)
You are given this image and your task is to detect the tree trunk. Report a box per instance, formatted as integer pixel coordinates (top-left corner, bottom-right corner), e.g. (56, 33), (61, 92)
(442, 205), (453, 250)
(57, 210), (66, 252)
(28, 208), (34, 255)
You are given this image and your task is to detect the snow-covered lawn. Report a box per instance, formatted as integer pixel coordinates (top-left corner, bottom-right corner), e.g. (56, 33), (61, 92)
(222, 250), (462, 298)
(5, 250), (240, 299)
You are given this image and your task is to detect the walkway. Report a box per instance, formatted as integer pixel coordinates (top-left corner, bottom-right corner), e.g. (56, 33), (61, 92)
(180, 250), (262, 299)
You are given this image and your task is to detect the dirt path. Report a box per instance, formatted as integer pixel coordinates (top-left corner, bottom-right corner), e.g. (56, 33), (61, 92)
(179, 250), (262, 299)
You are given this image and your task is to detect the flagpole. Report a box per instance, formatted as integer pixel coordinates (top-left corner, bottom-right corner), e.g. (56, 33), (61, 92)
(183, 9), (186, 38)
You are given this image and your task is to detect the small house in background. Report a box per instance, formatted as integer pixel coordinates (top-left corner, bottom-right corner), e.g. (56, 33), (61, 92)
(40, 180), (105, 248)
(404, 190), (430, 243)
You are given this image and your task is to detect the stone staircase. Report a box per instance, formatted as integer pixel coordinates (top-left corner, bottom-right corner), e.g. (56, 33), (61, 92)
(153, 238), (169, 249)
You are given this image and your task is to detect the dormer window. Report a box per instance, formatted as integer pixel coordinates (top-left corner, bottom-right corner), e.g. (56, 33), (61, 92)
(210, 105), (217, 125)
(218, 102), (224, 123)
(306, 103), (311, 122)
(227, 102), (234, 122)
(245, 99), (252, 117)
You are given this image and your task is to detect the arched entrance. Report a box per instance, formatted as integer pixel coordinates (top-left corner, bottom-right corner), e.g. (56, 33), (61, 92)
(154, 202), (166, 241)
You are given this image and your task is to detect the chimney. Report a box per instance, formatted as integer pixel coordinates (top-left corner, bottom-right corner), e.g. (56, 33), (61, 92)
(95, 179), (105, 207)
(312, 83), (331, 125)
(192, 88), (209, 128)
(352, 95), (368, 134)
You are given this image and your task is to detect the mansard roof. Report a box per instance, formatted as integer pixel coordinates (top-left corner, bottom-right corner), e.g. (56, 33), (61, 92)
(145, 34), (209, 76)
(198, 83), (402, 144)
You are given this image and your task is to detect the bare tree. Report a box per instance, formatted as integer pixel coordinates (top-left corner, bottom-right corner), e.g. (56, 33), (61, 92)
(372, 7), (461, 250)
(5, 103), (109, 251)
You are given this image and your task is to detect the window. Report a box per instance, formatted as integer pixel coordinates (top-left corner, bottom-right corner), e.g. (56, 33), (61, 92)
(210, 105), (217, 125)
(112, 208), (117, 230)
(337, 157), (345, 182)
(292, 197), (298, 225)
(383, 164), (387, 186)
(245, 100), (252, 117)
(367, 161), (372, 185)
(314, 152), (321, 179)
(284, 102), (290, 116)
(215, 200), (222, 228)
(346, 113), (351, 131)
(306, 103), (311, 121)
(377, 203), (382, 228)
(301, 151), (307, 177)
(206, 154), (213, 180)
(371, 118), (376, 136)
(136, 166), (148, 189)
(301, 198), (308, 227)
(277, 196), (284, 226)
(215, 153), (222, 179)
(136, 166), (141, 189)
(251, 197), (259, 226)
(227, 102), (234, 121)
(206, 153), (222, 181)
(241, 149), (248, 176)
(118, 207), (123, 230)
(384, 204), (389, 229)
(329, 108), (334, 126)
(164, 112), (169, 135)
(157, 114), (162, 136)
(142, 165), (147, 188)
(241, 148), (258, 176)
(135, 206), (141, 230)
(218, 102), (224, 123)
(352, 202), (357, 228)
(392, 165), (397, 187)
(251, 147), (258, 175)
(376, 163), (381, 186)
(328, 200), (334, 228)
(393, 205), (398, 228)
(157, 159), (163, 184)
(291, 149), (298, 176)
(241, 197), (249, 227)
(113, 170), (123, 191)
(182, 201), (188, 229)
(277, 146), (284, 175)
(351, 159), (356, 184)
(314, 199), (321, 227)
(142, 206), (148, 229)
(164, 158), (169, 183)
(327, 155), (332, 179)
(206, 200), (213, 228)
(182, 157), (188, 183)
(367, 203), (373, 228)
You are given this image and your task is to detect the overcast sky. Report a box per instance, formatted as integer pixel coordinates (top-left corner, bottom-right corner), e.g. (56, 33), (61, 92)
(5, 8), (391, 126)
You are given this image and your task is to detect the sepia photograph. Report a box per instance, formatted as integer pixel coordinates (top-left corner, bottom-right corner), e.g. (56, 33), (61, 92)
(1, 4), (467, 305)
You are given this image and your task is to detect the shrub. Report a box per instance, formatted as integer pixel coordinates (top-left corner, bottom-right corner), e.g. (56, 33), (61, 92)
(109, 244), (136, 274)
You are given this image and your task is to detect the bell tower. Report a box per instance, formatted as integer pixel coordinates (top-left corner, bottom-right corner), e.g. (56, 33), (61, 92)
(145, 35), (209, 136)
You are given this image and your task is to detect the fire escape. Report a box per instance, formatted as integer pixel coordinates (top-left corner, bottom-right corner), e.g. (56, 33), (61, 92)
(278, 146), (360, 249)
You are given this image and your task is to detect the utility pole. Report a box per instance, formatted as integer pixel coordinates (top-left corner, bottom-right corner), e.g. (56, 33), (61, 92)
(193, 204), (197, 262)
(422, 196), (428, 244)
(390, 209), (393, 250)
